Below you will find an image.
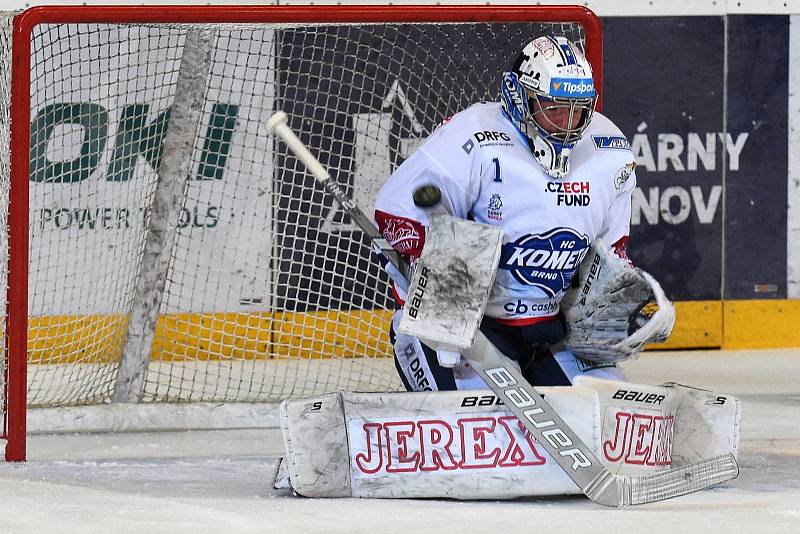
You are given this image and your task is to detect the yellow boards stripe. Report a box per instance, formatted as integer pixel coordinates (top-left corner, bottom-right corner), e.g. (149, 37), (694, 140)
(648, 300), (722, 350)
(28, 314), (128, 365)
(22, 301), (800, 363)
(723, 299), (800, 349)
(648, 300), (800, 350)
(27, 310), (395, 363)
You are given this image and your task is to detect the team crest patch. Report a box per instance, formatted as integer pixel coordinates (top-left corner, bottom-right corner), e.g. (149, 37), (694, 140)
(499, 228), (590, 297)
(614, 162), (636, 190)
(462, 139), (475, 154)
(592, 136), (631, 150)
(487, 193), (503, 221)
(532, 38), (557, 59)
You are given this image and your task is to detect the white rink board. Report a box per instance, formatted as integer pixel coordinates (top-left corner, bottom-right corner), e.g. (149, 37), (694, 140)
(29, 27), (276, 314)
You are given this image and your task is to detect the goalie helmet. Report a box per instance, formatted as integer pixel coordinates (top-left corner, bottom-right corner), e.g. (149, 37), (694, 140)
(501, 35), (597, 178)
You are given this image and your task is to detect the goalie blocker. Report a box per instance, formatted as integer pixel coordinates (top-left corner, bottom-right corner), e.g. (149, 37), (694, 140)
(275, 377), (740, 499)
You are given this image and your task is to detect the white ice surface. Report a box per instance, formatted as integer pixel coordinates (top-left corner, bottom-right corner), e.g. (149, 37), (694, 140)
(0, 349), (798, 534)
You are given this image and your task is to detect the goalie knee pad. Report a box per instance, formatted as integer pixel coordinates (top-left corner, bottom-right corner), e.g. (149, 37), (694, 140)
(278, 380), (740, 499)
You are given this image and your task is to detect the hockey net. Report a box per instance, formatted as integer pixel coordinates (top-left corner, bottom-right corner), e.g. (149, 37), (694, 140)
(0, 5), (601, 459)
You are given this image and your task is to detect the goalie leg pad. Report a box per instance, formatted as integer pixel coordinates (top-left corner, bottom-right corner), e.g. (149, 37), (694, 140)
(662, 382), (742, 463)
(277, 380), (740, 499)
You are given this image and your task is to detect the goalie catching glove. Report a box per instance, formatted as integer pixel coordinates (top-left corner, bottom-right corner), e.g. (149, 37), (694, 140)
(560, 239), (675, 363)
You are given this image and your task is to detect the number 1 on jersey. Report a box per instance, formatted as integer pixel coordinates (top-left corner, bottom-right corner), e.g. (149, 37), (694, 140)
(492, 157), (502, 183)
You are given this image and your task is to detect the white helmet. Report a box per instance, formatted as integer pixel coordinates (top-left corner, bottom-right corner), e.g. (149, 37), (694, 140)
(501, 35), (597, 178)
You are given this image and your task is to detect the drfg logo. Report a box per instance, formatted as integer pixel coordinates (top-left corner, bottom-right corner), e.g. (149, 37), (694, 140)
(29, 102), (239, 183)
(473, 131), (512, 143)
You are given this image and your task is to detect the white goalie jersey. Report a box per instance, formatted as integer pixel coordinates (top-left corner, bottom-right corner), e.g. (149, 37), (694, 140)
(375, 101), (637, 325)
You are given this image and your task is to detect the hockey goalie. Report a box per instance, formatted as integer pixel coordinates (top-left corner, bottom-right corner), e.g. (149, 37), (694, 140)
(272, 35), (740, 503)
(274, 216), (741, 500)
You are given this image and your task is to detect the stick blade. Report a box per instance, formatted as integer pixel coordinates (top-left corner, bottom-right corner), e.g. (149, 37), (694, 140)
(622, 453), (739, 506)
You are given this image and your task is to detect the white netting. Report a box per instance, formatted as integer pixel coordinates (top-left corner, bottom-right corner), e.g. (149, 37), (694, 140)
(0, 13), (12, 417)
(18, 20), (587, 407)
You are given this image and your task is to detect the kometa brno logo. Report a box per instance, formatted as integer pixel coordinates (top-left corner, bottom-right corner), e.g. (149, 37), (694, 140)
(499, 228), (590, 297)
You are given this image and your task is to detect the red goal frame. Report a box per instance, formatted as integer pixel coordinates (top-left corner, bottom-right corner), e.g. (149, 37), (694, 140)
(4, 4), (602, 461)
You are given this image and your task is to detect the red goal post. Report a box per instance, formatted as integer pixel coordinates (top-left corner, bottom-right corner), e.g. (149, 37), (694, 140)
(2, 4), (602, 461)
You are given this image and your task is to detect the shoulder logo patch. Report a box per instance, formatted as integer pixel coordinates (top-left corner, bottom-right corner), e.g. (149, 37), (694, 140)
(592, 135), (631, 151)
(488, 193), (503, 221)
(614, 162), (636, 190)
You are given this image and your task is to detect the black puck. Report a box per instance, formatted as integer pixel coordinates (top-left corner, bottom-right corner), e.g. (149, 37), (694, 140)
(412, 184), (442, 207)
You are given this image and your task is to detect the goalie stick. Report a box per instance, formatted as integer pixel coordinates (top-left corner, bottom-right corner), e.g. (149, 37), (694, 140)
(266, 111), (738, 506)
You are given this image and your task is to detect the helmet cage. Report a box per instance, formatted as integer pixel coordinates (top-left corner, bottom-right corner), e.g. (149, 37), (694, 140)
(528, 94), (596, 146)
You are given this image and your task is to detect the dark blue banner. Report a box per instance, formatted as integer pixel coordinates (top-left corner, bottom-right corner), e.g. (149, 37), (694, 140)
(603, 16), (726, 301)
(724, 15), (788, 299)
(603, 15), (789, 301)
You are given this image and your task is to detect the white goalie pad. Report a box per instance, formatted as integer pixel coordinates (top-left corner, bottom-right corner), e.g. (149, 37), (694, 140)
(560, 240), (676, 362)
(397, 214), (504, 353)
(660, 381), (742, 466)
(276, 378), (740, 499)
